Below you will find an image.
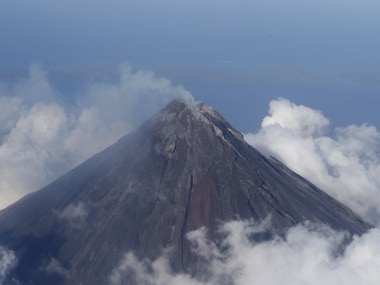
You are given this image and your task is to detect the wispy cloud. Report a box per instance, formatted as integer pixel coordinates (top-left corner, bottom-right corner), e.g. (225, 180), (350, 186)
(43, 257), (71, 280)
(59, 202), (88, 228)
(0, 246), (17, 285)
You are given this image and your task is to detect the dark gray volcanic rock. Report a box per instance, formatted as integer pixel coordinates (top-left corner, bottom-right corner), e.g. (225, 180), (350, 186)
(0, 99), (371, 284)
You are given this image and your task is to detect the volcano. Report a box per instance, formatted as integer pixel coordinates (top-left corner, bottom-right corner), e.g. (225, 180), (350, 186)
(0, 99), (371, 284)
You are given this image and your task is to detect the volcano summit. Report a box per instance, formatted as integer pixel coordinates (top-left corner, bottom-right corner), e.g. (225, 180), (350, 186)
(0, 99), (371, 284)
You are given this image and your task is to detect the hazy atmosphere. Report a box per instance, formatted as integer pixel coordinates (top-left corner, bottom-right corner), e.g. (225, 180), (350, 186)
(1, 0), (380, 284)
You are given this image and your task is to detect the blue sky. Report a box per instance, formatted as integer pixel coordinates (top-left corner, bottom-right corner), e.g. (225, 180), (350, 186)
(1, 0), (380, 132)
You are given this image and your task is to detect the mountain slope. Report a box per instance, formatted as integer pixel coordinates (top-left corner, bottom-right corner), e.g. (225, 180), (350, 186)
(0, 99), (371, 284)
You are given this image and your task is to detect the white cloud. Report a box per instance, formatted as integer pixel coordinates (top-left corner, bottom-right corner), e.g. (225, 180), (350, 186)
(261, 97), (329, 137)
(245, 98), (380, 225)
(0, 246), (17, 285)
(60, 202), (88, 226)
(109, 221), (380, 285)
(44, 257), (70, 279)
(109, 251), (202, 285)
(186, 227), (222, 260)
(0, 63), (193, 209)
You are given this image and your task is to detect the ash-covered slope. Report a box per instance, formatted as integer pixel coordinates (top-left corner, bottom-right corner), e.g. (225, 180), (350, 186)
(0, 99), (371, 284)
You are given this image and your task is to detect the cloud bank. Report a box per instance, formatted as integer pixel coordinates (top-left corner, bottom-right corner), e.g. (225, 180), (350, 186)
(0, 63), (192, 209)
(109, 220), (380, 285)
(245, 98), (380, 225)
